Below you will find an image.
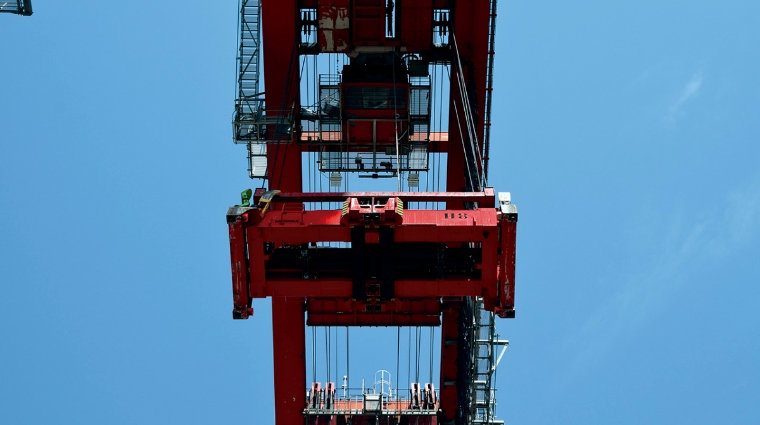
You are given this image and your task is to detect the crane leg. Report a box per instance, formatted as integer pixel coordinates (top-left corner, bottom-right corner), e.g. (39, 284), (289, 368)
(272, 297), (306, 424)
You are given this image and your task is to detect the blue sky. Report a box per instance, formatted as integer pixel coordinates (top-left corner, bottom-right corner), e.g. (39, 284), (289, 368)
(2, 1), (759, 423)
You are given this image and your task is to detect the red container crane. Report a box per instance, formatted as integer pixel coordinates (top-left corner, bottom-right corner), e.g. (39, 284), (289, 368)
(227, 1), (516, 423)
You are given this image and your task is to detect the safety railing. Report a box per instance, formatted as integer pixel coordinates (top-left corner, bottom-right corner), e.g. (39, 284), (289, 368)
(303, 388), (439, 416)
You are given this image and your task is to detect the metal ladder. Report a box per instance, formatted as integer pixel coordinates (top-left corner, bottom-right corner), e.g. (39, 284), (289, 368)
(233, 0), (267, 177)
(470, 297), (509, 424)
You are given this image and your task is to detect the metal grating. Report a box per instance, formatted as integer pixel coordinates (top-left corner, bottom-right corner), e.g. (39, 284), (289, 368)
(318, 74), (342, 142)
(410, 76), (431, 142)
(246, 142), (267, 179)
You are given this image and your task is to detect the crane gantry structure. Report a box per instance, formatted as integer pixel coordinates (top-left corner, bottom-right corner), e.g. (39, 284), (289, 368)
(226, 1), (517, 423)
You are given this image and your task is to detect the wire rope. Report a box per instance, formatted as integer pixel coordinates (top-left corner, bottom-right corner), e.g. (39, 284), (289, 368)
(437, 65), (446, 198)
(312, 326), (317, 383)
(325, 327), (330, 384)
(430, 326), (435, 384)
(392, 50), (401, 191)
(415, 326), (421, 383)
(396, 327), (401, 398)
(334, 325), (338, 385)
(451, 34), (485, 190)
(448, 77), (475, 193)
(307, 54), (312, 195)
(407, 327), (411, 389)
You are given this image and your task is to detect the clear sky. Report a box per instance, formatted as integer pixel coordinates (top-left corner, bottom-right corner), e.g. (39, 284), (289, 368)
(2, 1), (759, 423)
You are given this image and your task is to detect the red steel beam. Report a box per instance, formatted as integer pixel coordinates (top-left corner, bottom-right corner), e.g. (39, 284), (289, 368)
(253, 188), (496, 207)
(262, 1), (305, 423)
(446, 0), (491, 206)
(439, 304), (460, 424)
(262, 0), (302, 190)
(230, 201), (515, 315)
(252, 279), (488, 298)
(441, 2), (493, 420)
(272, 297), (307, 425)
(244, 1), (509, 423)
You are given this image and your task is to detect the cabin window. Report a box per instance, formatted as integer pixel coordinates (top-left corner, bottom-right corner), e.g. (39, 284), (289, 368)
(344, 87), (407, 110)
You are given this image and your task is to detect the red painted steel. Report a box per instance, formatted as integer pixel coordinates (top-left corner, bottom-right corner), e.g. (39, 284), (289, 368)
(262, 2), (305, 423)
(318, 0), (350, 52)
(228, 194), (516, 318)
(399, 0), (434, 50)
(252, 188), (496, 207)
(352, 0), (386, 46)
(438, 4), (494, 422)
(445, 0), (491, 205)
(230, 1), (513, 423)
(307, 298), (441, 326)
(262, 0), (302, 190)
(229, 220), (252, 319)
(272, 297), (307, 425)
(439, 304), (460, 424)
(496, 216), (517, 318)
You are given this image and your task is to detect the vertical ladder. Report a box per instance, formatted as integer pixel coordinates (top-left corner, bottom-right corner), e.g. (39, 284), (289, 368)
(470, 297), (509, 424)
(233, 0), (267, 178)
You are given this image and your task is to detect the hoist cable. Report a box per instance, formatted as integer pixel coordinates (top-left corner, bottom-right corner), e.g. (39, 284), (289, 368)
(451, 34), (485, 190)
(407, 327), (411, 388)
(414, 326), (419, 383)
(335, 325), (338, 385)
(455, 68), (482, 191)
(396, 327), (401, 396)
(430, 326), (435, 384)
(437, 65), (446, 197)
(306, 55), (312, 195)
(452, 34), (480, 165)
(416, 326), (422, 383)
(452, 37), (482, 190)
(448, 77), (475, 193)
(312, 326), (317, 383)
(392, 51), (401, 191)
